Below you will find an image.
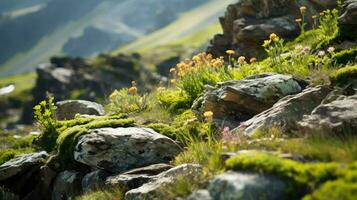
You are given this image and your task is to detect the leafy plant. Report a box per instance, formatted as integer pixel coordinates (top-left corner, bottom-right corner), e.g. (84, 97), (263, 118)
(262, 33), (285, 67)
(107, 88), (148, 115)
(33, 96), (59, 152)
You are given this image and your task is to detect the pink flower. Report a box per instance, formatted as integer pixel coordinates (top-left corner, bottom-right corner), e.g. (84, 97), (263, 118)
(318, 50), (326, 57)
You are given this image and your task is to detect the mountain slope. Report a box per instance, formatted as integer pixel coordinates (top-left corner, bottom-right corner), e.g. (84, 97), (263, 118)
(0, 0), (210, 77)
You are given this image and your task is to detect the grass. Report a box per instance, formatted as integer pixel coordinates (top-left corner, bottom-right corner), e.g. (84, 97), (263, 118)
(75, 187), (124, 200)
(112, 0), (234, 54)
(330, 65), (357, 86)
(0, 72), (36, 105)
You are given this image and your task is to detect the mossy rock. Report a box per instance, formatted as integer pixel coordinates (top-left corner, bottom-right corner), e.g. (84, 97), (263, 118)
(330, 65), (357, 86)
(225, 152), (341, 198)
(330, 47), (357, 67)
(156, 89), (191, 114)
(35, 114), (135, 170)
(147, 123), (180, 140)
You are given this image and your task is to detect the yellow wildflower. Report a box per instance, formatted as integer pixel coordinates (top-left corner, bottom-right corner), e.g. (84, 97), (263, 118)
(203, 111), (214, 122)
(226, 50), (235, 55)
(299, 6), (307, 14)
(109, 89), (120, 100)
(128, 86), (137, 95)
(320, 12), (324, 16)
(157, 87), (166, 92)
(169, 68), (176, 73)
(312, 15), (317, 19)
(238, 56), (246, 65)
(295, 18), (302, 23)
(250, 57), (257, 63)
(131, 81), (137, 86)
(170, 79), (177, 84)
(269, 33), (279, 42)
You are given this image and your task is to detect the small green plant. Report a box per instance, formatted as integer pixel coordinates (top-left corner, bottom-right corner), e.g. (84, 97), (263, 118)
(108, 87), (148, 115)
(320, 9), (339, 37)
(75, 187), (124, 200)
(33, 96), (59, 152)
(156, 89), (191, 114)
(262, 33), (285, 67)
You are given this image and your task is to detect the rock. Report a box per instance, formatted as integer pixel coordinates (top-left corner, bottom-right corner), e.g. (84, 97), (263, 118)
(339, 0), (357, 39)
(82, 170), (111, 193)
(236, 86), (331, 136)
(74, 127), (181, 173)
(0, 151), (48, 181)
(299, 95), (357, 134)
(192, 73), (307, 128)
(125, 164), (202, 200)
(207, 0), (337, 58)
(56, 100), (105, 120)
(208, 171), (287, 200)
(106, 163), (173, 189)
(184, 190), (212, 200)
(52, 171), (84, 200)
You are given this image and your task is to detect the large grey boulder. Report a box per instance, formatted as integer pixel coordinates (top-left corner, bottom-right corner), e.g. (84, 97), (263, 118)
(299, 95), (357, 134)
(0, 151), (48, 181)
(208, 171), (287, 200)
(106, 163), (172, 189)
(192, 73), (307, 128)
(236, 86), (331, 136)
(52, 171), (84, 200)
(125, 164), (202, 200)
(74, 127), (181, 173)
(56, 100), (105, 120)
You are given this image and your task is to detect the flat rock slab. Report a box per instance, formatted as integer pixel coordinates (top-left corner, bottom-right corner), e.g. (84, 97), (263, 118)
(74, 127), (181, 173)
(0, 151), (48, 181)
(236, 86), (331, 136)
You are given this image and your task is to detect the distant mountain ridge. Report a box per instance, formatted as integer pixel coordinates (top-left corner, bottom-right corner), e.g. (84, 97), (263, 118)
(0, 0), (211, 76)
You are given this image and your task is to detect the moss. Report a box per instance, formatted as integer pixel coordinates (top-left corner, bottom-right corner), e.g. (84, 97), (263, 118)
(56, 117), (135, 169)
(225, 152), (340, 198)
(303, 179), (357, 200)
(147, 123), (179, 140)
(156, 89), (191, 114)
(330, 47), (357, 67)
(330, 65), (357, 86)
(0, 148), (35, 165)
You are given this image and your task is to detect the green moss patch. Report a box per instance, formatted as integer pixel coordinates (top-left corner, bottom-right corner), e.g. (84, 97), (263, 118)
(331, 47), (357, 67)
(330, 65), (357, 86)
(156, 89), (191, 114)
(225, 152), (357, 199)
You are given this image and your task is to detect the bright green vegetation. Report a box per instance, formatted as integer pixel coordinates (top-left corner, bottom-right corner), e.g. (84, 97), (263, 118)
(331, 47), (357, 66)
(330, 65), (357, 86)
(226, 152), (357, 200)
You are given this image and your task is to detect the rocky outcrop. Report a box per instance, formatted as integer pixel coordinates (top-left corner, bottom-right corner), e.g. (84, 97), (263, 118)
(339, 0), (357, 40)
(207, 0), (337, 59)
(21, 54), (160, 123)
(299, 95), (357, 134)
(125, 164), (202, 200)
(236, 85), (331, 136)
(56, 100), (105, 120)
(52, 171), (84, 200)
(74, 127), (181, 173)
(192, 73), (307, 128)
(208, 171), (286, 200)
